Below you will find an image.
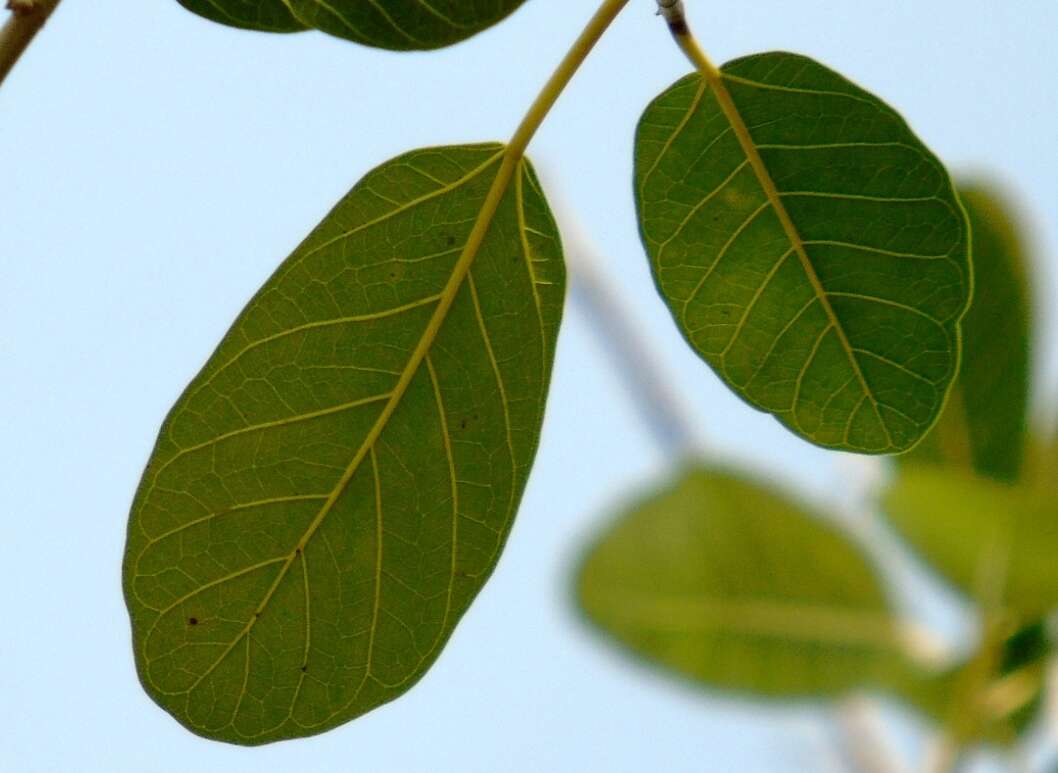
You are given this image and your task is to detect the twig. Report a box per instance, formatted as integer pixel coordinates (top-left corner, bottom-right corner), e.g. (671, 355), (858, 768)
(928, 528), (1014, 773)
(832, 697), (908, 773)
(533, 163), (701, 460)
(567, 238), (703, 459)
(0, 0), (61, 88)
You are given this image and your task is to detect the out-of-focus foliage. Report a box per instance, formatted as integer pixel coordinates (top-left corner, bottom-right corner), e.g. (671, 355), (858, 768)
(884, 468), (1058, 616)
(576, 466), (919, 698)
(901, 617), (1048, 748)
(884, 182), (1051, 617)
(575, 176), (1056, 758)
(902, 183), (1032, 482)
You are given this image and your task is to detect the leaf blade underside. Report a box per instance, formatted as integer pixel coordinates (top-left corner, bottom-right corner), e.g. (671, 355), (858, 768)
(635, 52), (970, 453)
(576, 467), (912, 698)
(123, 143), (565, 744)
(177, 0), (308, 32)
(177, 0), (528, 50)
(901, 182), (1032, 481)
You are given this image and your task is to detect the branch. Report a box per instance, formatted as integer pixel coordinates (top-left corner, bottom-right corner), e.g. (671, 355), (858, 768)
(0, 0), (61, 88)
(832, 697), (908, 773)
(568, 240), (703, 458)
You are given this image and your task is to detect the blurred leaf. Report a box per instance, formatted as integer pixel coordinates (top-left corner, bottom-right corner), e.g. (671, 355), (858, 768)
(995, 618), (1049, 737)
(1001, 618), (1049, 673)
(902, 183), (1032, 482)
(176, 0), (528, 51)
(634, 52), (970, 454)
(1024, 432), (1058, 486)
(576, 466), (918, 699)
(884, 467), (1058, 615)
(901, 619), (1047, 746)
(123, 144), (566, 743)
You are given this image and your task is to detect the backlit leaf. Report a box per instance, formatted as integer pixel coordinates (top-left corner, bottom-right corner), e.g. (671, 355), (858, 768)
(176, 0), (528, 50)
(576, 466), (917, 698)
(635, 52), (970, 453)
(176, 0), (307, 33)
(884, 467), (1058, 615)
(903, 183), (1032, 481)
(123, 143), (565, 743)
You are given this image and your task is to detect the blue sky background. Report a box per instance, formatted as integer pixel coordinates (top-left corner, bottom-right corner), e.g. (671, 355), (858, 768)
(2, 1), (1057, 771)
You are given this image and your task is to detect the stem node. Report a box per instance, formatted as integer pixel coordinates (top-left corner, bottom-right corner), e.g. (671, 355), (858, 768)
(655, 0), (688, 36)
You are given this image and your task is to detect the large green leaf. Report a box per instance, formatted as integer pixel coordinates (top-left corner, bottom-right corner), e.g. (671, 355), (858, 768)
(177, 0), (527, 50)
(576, 466), (917, 698)
(635, 52), (970, 453)
(123, 144), (565, 744)
(884, 467), (1058, 615)
(903, 183), (1032, 481)
(177, 0), (308, 32)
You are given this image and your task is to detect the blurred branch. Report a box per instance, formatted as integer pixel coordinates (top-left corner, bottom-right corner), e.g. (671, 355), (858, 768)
(897, 621), (953, 673)
(0, 0), (60, 88)
(530, 163), (703, 460)
(547, 175), (914, 773)
(928, 532), (1014, 773)
(559, 213), (916, 773)
(832, 697), (907, 773)
(567, 243), (702, 459)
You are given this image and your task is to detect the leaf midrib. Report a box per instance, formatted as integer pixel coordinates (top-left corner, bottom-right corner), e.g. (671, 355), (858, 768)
(280, 0), (420, 47)
(592, 589), (904, 651)
(164, 148), (524, 698)
(702, 67), (893, 448)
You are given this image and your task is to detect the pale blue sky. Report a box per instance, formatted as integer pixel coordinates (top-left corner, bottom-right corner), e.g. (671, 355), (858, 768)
(2, 1), (1057, 771)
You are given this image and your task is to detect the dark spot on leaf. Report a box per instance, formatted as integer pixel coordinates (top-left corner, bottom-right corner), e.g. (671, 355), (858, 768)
(446, 235), (456, 247)
(188, 617), (198, 626)
(300, 665), (308, 673)
(460, 419), (467, 429)
(389, 271), (397, 279)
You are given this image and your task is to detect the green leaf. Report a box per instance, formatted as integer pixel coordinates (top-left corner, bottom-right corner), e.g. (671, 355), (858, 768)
(634, 52), (970, 454)
(901, 670), (1043, 748)
(992, 618), (1050, 739)
(884, 467), (1058, 615)
(1000, 619), (1050, 674)
(1024, 432), (1058, 487)
(123, 143), (565, 744)
(902, 183), (1032, 481)
(176, 0), (308, 33)
(901, 620), (1048, 746)
(177, 0), (527, 50)
(576, 466), (917, 698)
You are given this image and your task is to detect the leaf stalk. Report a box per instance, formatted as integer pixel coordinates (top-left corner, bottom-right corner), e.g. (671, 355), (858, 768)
(506, 0), (629, 161)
